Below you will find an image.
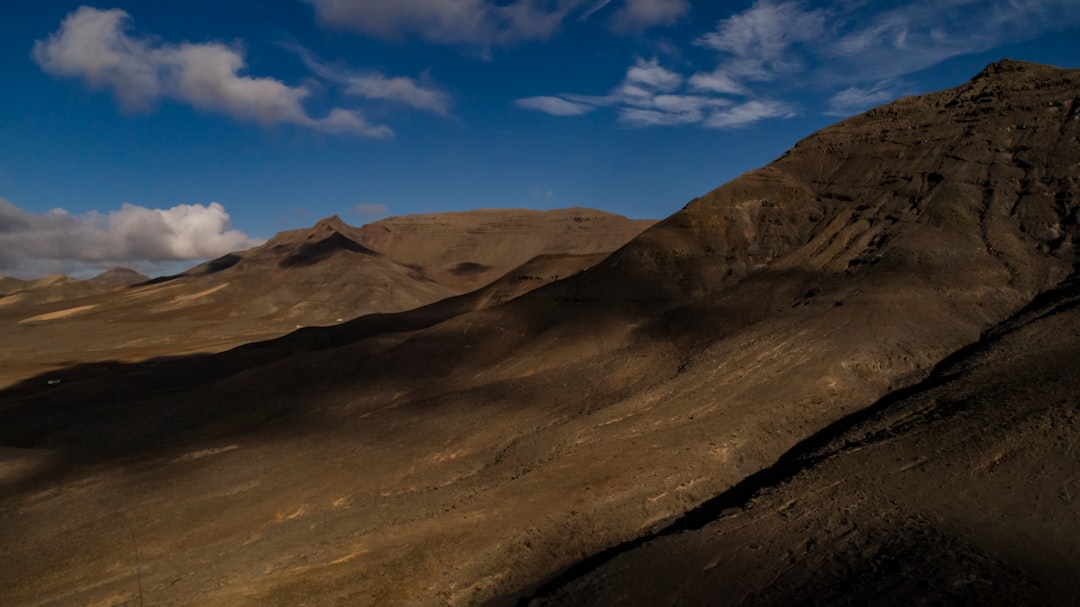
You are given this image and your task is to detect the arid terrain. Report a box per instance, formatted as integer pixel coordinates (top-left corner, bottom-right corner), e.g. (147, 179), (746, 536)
(0, 208), (652, 389)
(1, 59), (1078, 606)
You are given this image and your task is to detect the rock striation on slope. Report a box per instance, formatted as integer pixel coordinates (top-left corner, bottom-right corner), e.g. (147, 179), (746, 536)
(0, 60), (1077, 607)
(530, 270), (1080, 607)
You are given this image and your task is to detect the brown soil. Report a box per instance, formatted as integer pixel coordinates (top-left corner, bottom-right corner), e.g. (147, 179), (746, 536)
(0, 60), (1077, 607)
(0, 209), (651, 388)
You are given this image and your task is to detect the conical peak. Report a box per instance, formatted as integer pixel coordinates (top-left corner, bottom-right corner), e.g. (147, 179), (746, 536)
(312, 215), (352, 233)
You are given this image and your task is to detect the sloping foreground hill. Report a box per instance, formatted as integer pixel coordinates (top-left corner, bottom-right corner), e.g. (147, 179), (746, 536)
(0, 209), (651, 388)
(527, 270), (1080, 606)
(0, 60), (1077, 606)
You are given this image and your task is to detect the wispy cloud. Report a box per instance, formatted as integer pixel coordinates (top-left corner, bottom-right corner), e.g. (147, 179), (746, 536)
(826, 80), (912, 116)
(611, 0), (691, 32)
(305, 0), (583, 47)
(517, 96), (596, 116)
(624, 57), (683, 90)
(34, 7), (391, 137)
(345, 74), (452, 115)
(694, 0), (827, 82)
(818, 0), (1080, 83)
(580, 0), (614, 22)
(352, 203), (390, 219)
(704, 100), (792, 128)
(691, 0), (1080, 115)
(305, 0), (690, 49)
(0, 197), (262, 278)
(518, 57), (788, 128)
(557, 0), (1080, 129)
(293, 46), (453, 116)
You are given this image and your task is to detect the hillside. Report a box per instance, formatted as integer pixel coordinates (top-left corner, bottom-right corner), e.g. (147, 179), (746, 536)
(0, 209), (651, 388)
(529, 269), (1080, 606)
(0, 60), (1076, 606)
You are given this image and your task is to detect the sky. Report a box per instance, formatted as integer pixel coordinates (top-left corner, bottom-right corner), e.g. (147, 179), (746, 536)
(1, 1), (1079, 278)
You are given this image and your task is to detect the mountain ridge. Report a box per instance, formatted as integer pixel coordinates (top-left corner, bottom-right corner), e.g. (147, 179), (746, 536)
(0, 207), (654, 388)
(0, 60), (1077, 606)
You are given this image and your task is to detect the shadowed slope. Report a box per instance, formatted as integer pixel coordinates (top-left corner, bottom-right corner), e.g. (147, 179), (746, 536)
(528, 269), (1080, 606)
(0, 210), (652, 388)
(0, 61), (1077, 607)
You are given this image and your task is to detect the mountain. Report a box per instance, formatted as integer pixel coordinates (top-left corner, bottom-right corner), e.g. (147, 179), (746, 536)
(0, 208), (652, 388)
(85, 267), (149, 288)
(0, 267), (149, 308)
(0, 60), (1076, 606)
(354, 207), (659, 290)
(529, 270), (1080, 606)
(0, 276), (28, 296)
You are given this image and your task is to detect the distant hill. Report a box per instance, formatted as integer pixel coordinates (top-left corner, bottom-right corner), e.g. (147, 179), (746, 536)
(0, 267), (149, 308)
(0, 208), (653, 386)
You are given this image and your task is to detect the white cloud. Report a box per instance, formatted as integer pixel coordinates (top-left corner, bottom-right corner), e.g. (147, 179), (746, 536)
(682, 0), (1080, 123)
(612, 0), (690, 32)
(826, 80), (910, 116)
(304, 0), (583, 47)
(689, 71), (748, 95)
(695, 0), (1080, 95)
(292, 46), (452, 117)
(703, 100), (792, 128)
(819, 0), (1080, 83)
(580, 0), (614, 21)
(624, 57), (683, 91)
(519, 57), (745, 128)
(346, 74), (452, 115)
(517, 96), (596, 116)
(0, 198), (262, 278)
(305, 0), (688, 47)
(696, 0), (827, 82)
(618, 107), (697, 127)
(352, 203), (390, 219)
(34, 7), (391, 137)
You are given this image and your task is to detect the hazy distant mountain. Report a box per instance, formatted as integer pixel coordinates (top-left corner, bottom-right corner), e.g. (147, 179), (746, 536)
(0, 60), (1077, 607)
(86, 267), (149, 287)
(0, 267), (148, 308)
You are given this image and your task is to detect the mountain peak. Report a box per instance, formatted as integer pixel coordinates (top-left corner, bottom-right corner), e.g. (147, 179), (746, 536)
(968, 58), (1066, 87)
(312, 215), (352, 234)
(976, 58), (1039, 77)
(88, 267), (149, 287)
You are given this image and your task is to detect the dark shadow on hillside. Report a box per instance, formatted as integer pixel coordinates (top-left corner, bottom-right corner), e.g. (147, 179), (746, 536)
(0, 255), (671, 493)
(131, 272), (185, 287)
(502, 268), (1080, 606)
(278, 233), (377, 268)
(451, 262), (492, 276)
(203, 253), (241, 273)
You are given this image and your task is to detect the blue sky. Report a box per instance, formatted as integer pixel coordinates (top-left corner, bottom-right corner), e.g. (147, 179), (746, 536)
(1, 0), (1079, 278)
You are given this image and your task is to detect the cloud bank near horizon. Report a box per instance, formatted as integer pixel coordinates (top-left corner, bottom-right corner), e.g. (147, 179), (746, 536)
(0, 198), (262, 279)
